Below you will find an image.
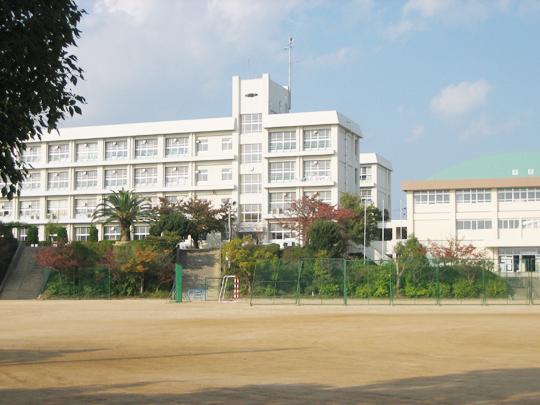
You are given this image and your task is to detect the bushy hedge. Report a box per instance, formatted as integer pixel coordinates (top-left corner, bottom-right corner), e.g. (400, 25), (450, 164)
(40, 237), (177, 298)
(250, 258), (512, 300)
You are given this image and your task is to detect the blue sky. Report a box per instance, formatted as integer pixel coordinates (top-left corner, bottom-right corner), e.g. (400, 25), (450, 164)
(68, 0), (540, 217)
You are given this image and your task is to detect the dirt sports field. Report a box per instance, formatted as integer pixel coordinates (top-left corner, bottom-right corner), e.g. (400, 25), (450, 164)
(1, 301), (540, 404)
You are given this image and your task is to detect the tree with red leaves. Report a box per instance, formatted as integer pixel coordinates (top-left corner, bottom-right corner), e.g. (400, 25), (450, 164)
(280, 194), (354, 245)
(428, 238), (487, 265)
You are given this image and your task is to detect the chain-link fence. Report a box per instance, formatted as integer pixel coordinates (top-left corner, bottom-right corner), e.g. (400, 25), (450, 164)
(250, 258), (540, 305)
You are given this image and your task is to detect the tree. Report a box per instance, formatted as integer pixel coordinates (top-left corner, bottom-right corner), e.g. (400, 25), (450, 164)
(92, 190), (156, 242)
(149, 197), (193, 238)
(88, 225), (98, 242)
(1, 2), (85, 199)
(45, 223), (68, 243)
(221, 237), (278, 292)
(307, 220), (347, 258)
(394, 236), (428, 296)
(428, 237), (490, 282)
(178, 197), (229, 248)
(281, 194), (353, 245)
(26, 225), (39, 246)
(339, 193), (383, 248)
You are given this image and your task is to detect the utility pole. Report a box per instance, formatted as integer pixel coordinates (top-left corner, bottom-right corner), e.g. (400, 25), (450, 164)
(286, 36), (293, 111)
(363, 201), (367, 264)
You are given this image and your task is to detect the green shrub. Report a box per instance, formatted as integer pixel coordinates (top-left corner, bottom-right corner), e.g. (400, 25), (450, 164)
(453, 279), (480, 298)
(26, 225), (39, 245)
(89, 225), (98, 242)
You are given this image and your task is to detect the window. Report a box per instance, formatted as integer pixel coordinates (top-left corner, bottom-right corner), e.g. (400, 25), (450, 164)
(24, 172), (41, 190)
(498, 188), (540, 202)
(303, 128), (330, 150)
(222, 137), (232, 151)
(221, 168), (232, 181)
(303, 160), (330, 181)
(196, 139), (208, 153)
(240, 174), (261, 193)
(19, 200), (40, 219)
(269, 161), (295, 183)
(269, 223), (294, 240)
(414, 190), (450, 204)
(75, 170), (97, 189)
(359, 166), (372, 181)
(240, 143), (261, 163)
(240, 113), (262, 133)
(18, 228), (27, 242)
(165, 137), (189, 157)
(76, 142), (98, 161)
(196, 169), (208, 183)
(105, 140), (128, 160)
(75, 227), (90, 241)
(269, 192), (295, 214)
(134, 225), (150, 240)
(47, 199), (68, 219)
(75, 198), (97, 218)
(456, 219), (492, 230)
(522, 218), (540, 229)
(165, 166), (188, 186)
(304, 190), (332, 204)
(23, 146), (40, 163)
(360, 189), (372, 203)
(456, 189), (491, 203)
(105, 168), (127, 188)
(134, 167), (158, 187)
(498, 219), (520, 229)
(48, 144), (69, 162)
(240, 204), (261, 223)
(354, 138), (359, 156)
(104, 225), (120, 241)
(269, 131), (296, 152)
(135, 138), (158, 158)
(0, 201), (12, 218)
(48, 171), (69, 189)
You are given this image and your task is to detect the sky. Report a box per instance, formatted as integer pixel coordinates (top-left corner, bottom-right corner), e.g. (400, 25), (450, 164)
(67, 0), (540, 218)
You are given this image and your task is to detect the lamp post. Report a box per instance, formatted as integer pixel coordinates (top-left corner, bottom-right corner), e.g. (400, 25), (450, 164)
(228, 200), (236, 242)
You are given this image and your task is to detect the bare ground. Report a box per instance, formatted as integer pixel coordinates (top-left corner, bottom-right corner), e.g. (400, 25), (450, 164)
(1, 300), (540, 404)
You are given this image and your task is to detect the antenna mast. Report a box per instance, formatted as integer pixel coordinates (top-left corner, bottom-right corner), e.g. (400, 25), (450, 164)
(287, 36), (293, 111)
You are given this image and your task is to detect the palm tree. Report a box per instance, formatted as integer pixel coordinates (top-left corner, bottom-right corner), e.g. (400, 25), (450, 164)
(92, 189), (155, 242)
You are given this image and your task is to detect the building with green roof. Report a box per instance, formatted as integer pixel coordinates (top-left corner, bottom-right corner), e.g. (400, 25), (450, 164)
(402, 151), (540, 272)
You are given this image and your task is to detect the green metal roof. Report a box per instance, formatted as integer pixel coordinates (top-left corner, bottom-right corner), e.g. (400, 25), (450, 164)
(429, 151), (540, 180)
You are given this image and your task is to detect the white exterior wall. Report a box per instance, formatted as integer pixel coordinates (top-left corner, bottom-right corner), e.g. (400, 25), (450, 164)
(404, 185), (540, 271)
(359, 153), (392, 213)
(2, 74), (362, 246)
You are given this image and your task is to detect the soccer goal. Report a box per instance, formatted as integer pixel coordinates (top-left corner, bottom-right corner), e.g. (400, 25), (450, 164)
(218, 275), (240, 303)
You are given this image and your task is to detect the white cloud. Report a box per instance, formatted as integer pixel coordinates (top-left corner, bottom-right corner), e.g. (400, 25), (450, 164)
(406, 124), (425, 142)
(403, 0), (452, 17)
(430, 80), (491, 118)
(459, 115), (523, 142)
(385, 19), (419, 40)
(95, 0), (158, 23)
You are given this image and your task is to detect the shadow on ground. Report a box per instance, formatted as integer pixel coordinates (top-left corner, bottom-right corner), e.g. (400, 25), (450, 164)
(0, 348), (105, 365)
(2, 368), (540, 404)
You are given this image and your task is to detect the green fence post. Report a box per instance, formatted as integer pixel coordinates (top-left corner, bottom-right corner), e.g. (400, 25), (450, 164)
(296, 260), (303, 305)
(343, 259), (348, 305)
(389, 264), (394, 306)
(481, 268), (487, 305)
(175, 263), (183, 303)
(436, 266), (440, 306)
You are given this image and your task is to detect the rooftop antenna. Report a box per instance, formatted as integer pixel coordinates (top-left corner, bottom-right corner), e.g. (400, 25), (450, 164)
(285, 36), (293, 111)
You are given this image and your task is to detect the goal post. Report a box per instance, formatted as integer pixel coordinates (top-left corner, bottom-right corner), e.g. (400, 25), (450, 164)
(175, 263), (183, 303)
(219, 275), (240, 303)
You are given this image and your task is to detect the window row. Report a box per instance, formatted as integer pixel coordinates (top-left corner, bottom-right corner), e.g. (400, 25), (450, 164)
(498, 188), (540, 202)
(268, 129), (331, 152)
(23, 136), (234, 164)
(268, 160), (331, 183)
(456, 189), (491, 203)
(414, 190), (450, 205)
(22, 166), (234, 190)
(456, 219), (492, 230)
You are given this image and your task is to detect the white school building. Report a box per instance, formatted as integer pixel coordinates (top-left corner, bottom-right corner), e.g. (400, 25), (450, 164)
(0, 73), (362, 246)
(402, 152), (540, 272)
